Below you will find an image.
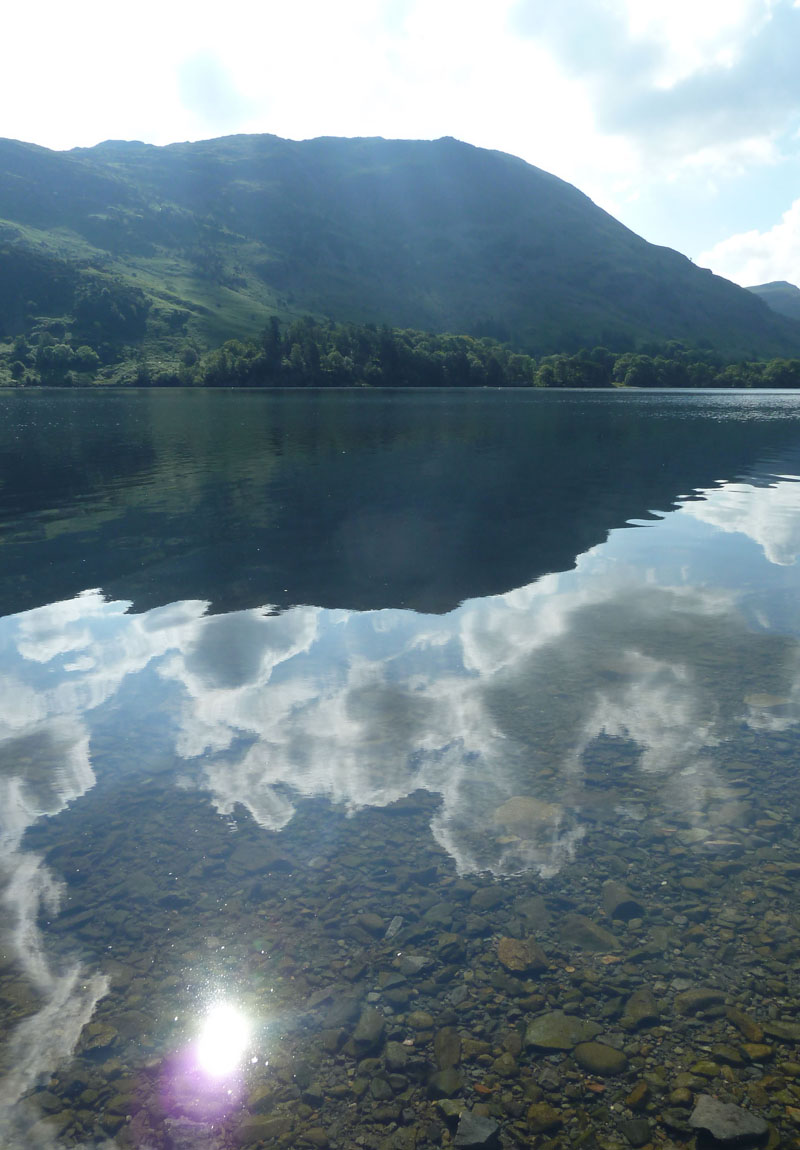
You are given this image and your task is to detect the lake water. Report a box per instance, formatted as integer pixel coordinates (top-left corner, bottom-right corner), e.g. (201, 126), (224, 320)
(1, 389), (800, 1149)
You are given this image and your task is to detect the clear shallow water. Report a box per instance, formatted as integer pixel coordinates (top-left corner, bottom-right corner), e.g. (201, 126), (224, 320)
(2, 390), (800, 1148)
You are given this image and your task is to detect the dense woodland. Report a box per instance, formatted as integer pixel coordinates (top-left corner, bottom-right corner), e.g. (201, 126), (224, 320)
(3, 315), (800, 390)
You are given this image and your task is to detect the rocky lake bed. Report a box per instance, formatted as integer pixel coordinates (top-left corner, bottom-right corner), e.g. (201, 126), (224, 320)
(5, 719), (800, 1150)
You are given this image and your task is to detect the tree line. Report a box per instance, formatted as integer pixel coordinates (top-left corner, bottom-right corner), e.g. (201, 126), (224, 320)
(4, 315), (800, 389)
(171, 319), (800, 390)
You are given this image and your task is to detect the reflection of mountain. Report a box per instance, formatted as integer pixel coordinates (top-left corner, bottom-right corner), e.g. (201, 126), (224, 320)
(2, 473), (799, 1125)
(3, 496), (798, 885)
(2, 391), (800, 618)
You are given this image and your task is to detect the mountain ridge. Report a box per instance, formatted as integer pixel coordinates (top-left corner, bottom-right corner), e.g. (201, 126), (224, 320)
(1, 132), (799, 379)
(747, 280), (800, 322)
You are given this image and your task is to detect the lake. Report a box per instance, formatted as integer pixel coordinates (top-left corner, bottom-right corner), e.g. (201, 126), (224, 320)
(1, 388), (800, 1150)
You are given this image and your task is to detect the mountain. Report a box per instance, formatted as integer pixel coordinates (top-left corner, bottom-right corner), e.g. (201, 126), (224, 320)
(1, 133), (799, 377)
(747, 280), (800, 323)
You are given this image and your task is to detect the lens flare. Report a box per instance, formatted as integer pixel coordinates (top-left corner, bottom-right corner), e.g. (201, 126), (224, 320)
(196, 1002), (251, 1077)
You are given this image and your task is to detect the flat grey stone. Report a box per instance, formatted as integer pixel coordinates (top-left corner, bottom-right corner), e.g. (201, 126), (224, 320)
(559, 913), (621, 951)
(352, 1005), (385, 1054)
(619, 1118), (652, 1148)
(674, 988), (726, 1016)
(454, 1109), (501, 1148)
(622, 986), (660, 1030)
(689, 1094), (768, 1145)
(525, 1010), (602, 1050)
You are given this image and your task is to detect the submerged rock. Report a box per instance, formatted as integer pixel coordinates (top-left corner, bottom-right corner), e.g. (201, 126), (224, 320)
(621, 986), (660, 1030)
(573, 1041), (628, 1076)
(497, 936), (547, 973)
(618, 1118), (652, 1148)
(525, 1010), (602, 1050)
(454, 1109), (501, 1148)
(559, 913), (621, 952)
(675, 988), (726, 1016)
(527, 1102), (563, 1134)
(688, 1093), (768, 1144)
(762, 1019), (800, 1043)
(352, 1006), (385, 1055)
(434, 1026), (462, 1070)
(602, 880), (644, 921)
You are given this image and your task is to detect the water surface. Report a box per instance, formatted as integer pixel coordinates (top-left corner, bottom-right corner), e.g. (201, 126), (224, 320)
(1, 389), (800, 1149)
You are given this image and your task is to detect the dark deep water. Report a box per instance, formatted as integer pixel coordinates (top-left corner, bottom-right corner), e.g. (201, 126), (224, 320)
(1, 388), (800, 1149)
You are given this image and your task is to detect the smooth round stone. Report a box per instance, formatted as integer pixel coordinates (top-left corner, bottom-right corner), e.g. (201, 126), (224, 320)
(525, 1011), (602, 1050)
(527, 1102), (563, 1134)
(491, 1052), (519, 1079)
(407, 1010), (435, 1031)
(573, 1041), (628, 1076)
(690, 1060), (721, 1078)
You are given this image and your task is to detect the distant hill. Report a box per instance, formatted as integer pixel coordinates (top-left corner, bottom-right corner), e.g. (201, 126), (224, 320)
(1, 133), (799, 378)
(747, 280), (800, 323)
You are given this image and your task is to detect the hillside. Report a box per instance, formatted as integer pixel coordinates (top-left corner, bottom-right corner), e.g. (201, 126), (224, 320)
(1, 133), (799, 379)
(747, 280), (800, 322)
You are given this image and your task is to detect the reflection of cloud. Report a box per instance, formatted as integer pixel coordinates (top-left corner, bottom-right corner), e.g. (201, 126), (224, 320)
(575, 651), (720, 775)
(0, 967), (108, 1145)
(153, 568), (797, 875)
(3, 552), (799, 890)
(1, 478), (799, 1132)
(681, 477), (800, 565)
(2, 854), (66, 993)
(0, 592), (210, 1139)
(0, 721), (93, 851)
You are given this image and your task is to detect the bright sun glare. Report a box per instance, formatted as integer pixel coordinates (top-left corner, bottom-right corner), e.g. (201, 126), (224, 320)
(196, 1002), (251, 1077)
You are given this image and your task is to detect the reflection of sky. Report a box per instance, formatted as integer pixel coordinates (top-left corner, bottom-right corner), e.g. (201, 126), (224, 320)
(1, 472), (800, 1132)
(1, 480), (799, 873)
(680, 475), (800, 567)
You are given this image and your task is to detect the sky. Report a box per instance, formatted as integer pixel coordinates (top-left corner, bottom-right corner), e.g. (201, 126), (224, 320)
(3, 0), (800, 287)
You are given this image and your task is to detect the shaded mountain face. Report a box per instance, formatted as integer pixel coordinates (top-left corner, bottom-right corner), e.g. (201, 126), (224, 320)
(747, 280), (800, 323)
(1, 132), (799, 358)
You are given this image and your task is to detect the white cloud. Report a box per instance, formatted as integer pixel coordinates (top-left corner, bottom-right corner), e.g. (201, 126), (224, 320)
(698, 197), (800, 286)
